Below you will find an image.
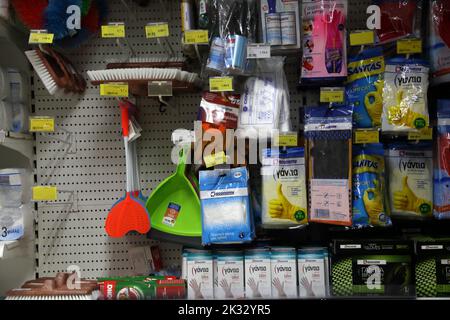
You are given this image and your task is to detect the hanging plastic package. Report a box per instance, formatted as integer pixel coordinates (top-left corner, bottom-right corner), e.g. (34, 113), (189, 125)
(197, 91), (240, 134)
(352, 144), (391, 228)
(429, 1), (450, 84)
(373, 0), (422, 44)
(386, 143), (433, 220)
(237, 57), (291, 139)
(300, 0), (348, 85)
(434, 100), (450, 219)
(305, 104), (353, 226)
(199, 167), (254, 245)
(381, 58), (430, 133)
(261, 147), (308, 228)
(346, 47), (385, 128)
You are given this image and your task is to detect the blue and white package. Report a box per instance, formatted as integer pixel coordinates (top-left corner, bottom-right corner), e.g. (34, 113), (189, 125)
(199, 167), (254, 245)
(434, 100), (450, 219)
(346, 47), (385, 128)
(352, 144), (391, 227)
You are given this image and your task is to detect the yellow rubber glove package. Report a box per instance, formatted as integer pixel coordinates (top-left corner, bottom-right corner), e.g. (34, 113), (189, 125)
(261, 148), (307, 228)
(386, 143), (433, 219)
(382, 58), (430, 132)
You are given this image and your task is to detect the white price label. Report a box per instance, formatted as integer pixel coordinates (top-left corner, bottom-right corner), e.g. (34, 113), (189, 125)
(247, 44), (271, 59)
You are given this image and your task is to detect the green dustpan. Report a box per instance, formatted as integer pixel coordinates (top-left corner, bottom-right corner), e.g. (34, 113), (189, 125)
(146, 148), (201, 237)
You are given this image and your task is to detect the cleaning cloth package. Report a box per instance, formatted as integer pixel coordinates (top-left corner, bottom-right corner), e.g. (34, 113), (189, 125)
(215, 251), (245, 299)
(415, 240), (450, 297)
(297, 247), (329, 298)
(305, 105), (353, 226)
(300, 0), (348, 85)
(386, 143), (433, 220)
(429, 1), (450, 84)
(352, 144), (391, 228)
(434, 101), (450, 219)
(347, 48), (385, 128)
(331, 240), (414, 297)
(261, 147), (308, 228)
(199, 167), (254, 245)
(238, 57), (291, 139)
(270, 247), (297, 298)
(187, 250), (214, 299)
(260, 0), (301, 51)
(381, 58), (430, 132)
(245, 248), (272, 299)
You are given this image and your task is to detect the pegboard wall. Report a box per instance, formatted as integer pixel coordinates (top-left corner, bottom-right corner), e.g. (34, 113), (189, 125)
(33, 0), (370, 279)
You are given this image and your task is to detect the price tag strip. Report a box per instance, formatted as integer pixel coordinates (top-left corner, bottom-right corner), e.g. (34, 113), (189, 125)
(408, 127), (433, 141)
(247, 44), (271, 59)
(184, 29), (209, 44)
(29, 30), (54, 44)
(273, 132), (298, 147)
(32, 186), (58, 201)
(29, 117), (55, 132)
(100, 83), (129, 97)
(320, 87), (345, 103)
(349, 30), (375, 46)
(397, 39), (422, 55)
(145, 23), (170, 39)
(101, 23), (126, 38)
(209, 77), (233, 92)
(354, 129), (380, 144)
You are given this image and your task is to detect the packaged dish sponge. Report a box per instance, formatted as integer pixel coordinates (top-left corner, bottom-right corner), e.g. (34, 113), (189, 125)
(434, 100), (450, 219)
(261, 148), (308, 228)
(382, 58), (430, 132)
(199, 167), (254, 245)
(352, 144), (391, 228)
(347, 47), (385, 128)
(386, 143), (433, 219)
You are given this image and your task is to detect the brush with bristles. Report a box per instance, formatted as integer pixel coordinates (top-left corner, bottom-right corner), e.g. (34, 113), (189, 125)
(106, 56), (187, 69)
(5, 273), (99, 300)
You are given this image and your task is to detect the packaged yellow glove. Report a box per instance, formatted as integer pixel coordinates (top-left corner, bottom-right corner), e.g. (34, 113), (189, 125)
(261, 148), (307, 228)
(386, 143), (433, 219)
(352, 144), (391, 227)
(382, 59), (430, 132)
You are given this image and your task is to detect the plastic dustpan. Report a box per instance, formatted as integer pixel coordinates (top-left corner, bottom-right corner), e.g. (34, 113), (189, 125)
(146, 147), (201, 238)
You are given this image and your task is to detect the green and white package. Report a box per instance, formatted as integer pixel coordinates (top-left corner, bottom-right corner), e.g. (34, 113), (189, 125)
(331, 240), (414, 297)
(386, 143), (433, 219)
(382, 58), (430, 132)
(261, 148), (307, 228)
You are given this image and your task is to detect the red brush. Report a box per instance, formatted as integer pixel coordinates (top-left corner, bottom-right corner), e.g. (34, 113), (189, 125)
(11, 0), (48, 30)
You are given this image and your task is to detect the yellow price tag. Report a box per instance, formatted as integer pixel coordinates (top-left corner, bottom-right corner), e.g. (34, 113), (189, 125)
(29, 32), (54, 44)
(29, 117), (55, 132)
(209, 77), (233, 92)
(397, 39), (422, 55)
(320, 88), (345, 103)
(408, 127), (433, 141)
(145, 23), (169, 38)
(350, 30), (375, 46)
(32, 186), (57, 201)
(204, 151), (227, 168)
(354, 130), (380, 144)
(100, 83), (129, 97)
(274, 133), (298, 147)
(101, 24), (126, 38)
(184, 29), (209, 44)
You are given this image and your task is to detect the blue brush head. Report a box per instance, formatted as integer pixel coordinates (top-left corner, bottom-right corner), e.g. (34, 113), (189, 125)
(45, 0), (83, 40)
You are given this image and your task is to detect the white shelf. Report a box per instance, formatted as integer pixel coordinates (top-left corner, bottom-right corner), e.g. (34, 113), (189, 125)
(0, 130), (34, 160)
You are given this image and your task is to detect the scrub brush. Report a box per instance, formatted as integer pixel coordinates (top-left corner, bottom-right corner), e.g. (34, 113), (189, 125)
(5, 273), (99, 300)
(106, 57), (187, 69)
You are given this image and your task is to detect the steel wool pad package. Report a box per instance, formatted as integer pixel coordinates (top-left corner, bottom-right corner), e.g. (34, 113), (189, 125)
(271, 247), (297, 298)
(382, 58), (430, 132)
(386, 144), (433, 220)
(215, 251), (245, 299)
(199, 167), (254, 245)
(297, 248), (329, 298)
(245, 248), (272, 299)
(187, 250), (214, 299)
(261, 148), (308, 228)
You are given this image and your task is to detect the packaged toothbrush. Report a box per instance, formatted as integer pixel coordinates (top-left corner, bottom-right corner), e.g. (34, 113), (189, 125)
(244, 248), (272, 299)
(300, 0), (348, 85)
(386, 143), (433, 220)
(352, 144), (391, 228)
(215, 250), (245, 299)
(297, 247), (328, 298)
(434, 101), (450, 219)
(381, 58), (430, 133)
(199, 167), (254, 245)
(270, 247), (297, 298)
(261, 147), (308, 228)
(186, 250), (214, 299)
(305, 104), (353, 226)
(346, 47), (385, 128)
(429, 1), (450, 84)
